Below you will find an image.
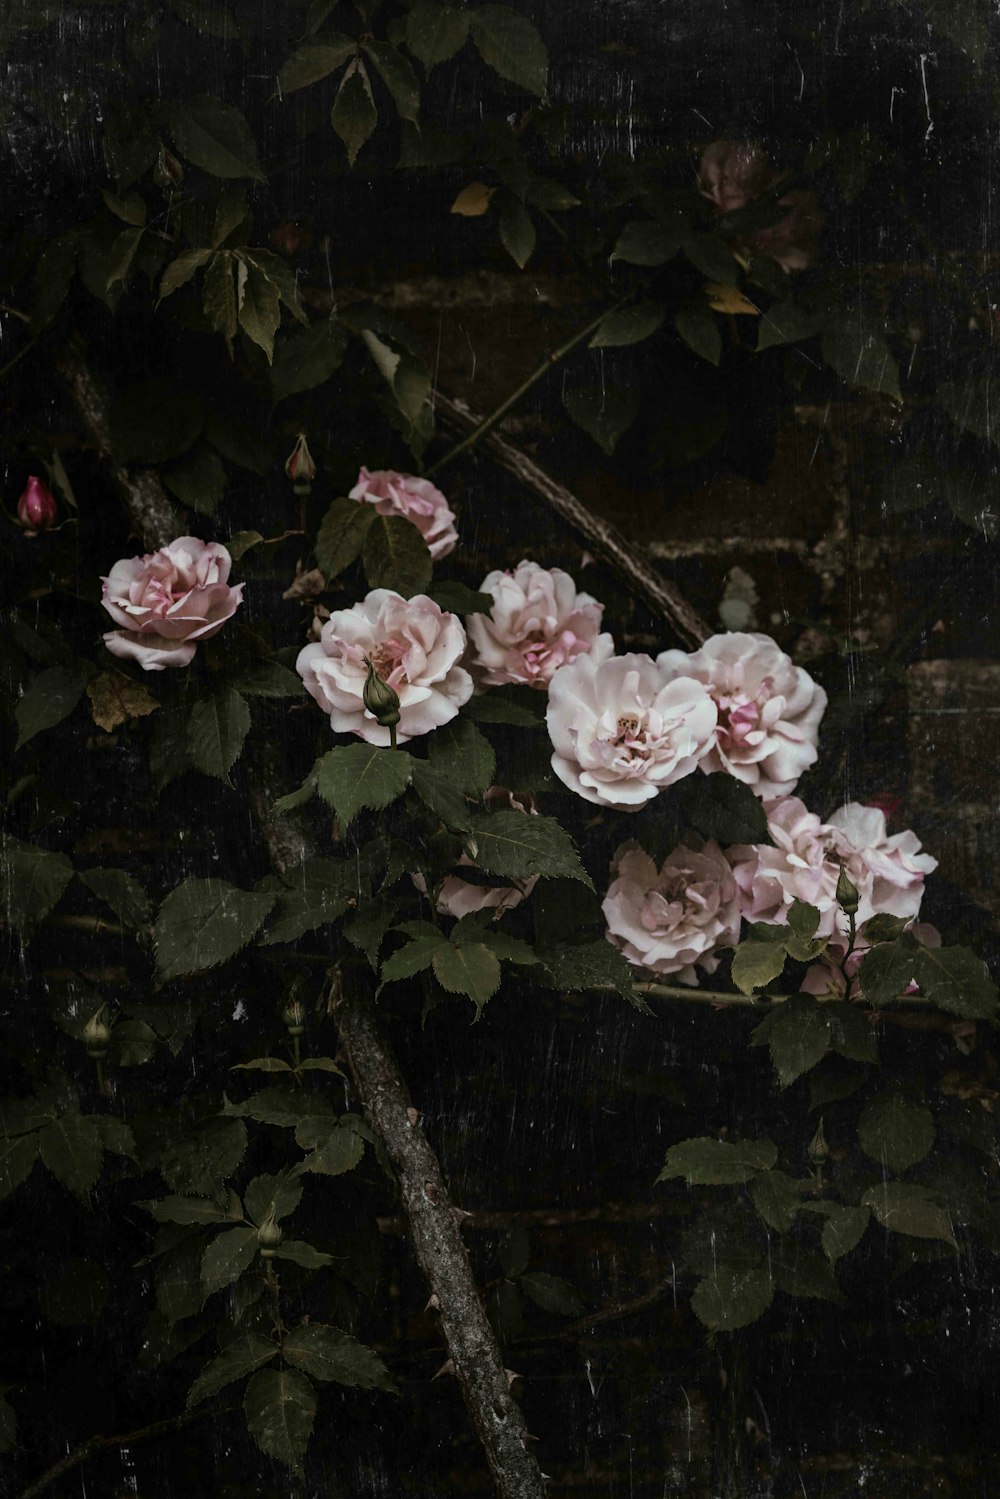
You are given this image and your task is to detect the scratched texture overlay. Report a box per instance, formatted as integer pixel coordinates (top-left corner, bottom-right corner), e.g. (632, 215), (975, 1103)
(2, 1), (1000, 1497)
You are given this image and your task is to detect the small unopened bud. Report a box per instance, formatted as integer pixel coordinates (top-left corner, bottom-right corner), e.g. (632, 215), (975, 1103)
(17, 475), (58, 532)
(257, 1213), (284, 1259)
(284, 433), (317, 495)
(153, 145), (184, 188)
(362, 656), (401, 729)
(807, 1117), (829, 1166)
(281, 997), (306, 1038)
(83, 1007), (112, 1059)
(835, 865), (860, 915)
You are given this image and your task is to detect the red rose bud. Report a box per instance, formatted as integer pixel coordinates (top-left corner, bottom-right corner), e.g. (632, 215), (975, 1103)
(17, 475), (58, 532)
(270, 221), (313, 257)
(284, 433), (317, 495)
(153, 145), (184, 188)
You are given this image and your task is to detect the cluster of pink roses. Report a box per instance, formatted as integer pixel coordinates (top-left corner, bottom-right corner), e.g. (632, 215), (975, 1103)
(604, 797), (937, 992)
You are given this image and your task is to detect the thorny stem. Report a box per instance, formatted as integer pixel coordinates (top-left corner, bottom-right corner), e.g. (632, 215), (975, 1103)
(424, 297), (630, 480)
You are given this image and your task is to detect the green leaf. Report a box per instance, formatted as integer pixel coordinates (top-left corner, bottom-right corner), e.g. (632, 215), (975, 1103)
(155, 877), (276, 981)
(432, 941), (502, 1014)
(787, 901), (821, 940)
(858, 1092), (935, 1173)
(150, 704), (193, 790)
(245, 1172), (302, 1227)
(561, 384), (640, 457)
(188, 1330), (277, 1407)
(680, 772), (769, 844)
(343, 895), (400, 968)
(315, 496), (376, 578)
(477, 928), (538, 967)
(188, 687), (250, 782)
(38, 1112), (103, 1202)
(238, 263), (281, 362)
(611, 219), (681, 267)
(106, 226), (144, 288)
(202, 251), (238, 347)
(331, 59), (378, 166)
(244, 1367), (316, 1471)
(674, 301), (721, 366)
(825, 1002), (878, 1065)
(410, 761), (473, 831)
(469, 5), (547, 96)
(518, 1271), (583, 1316)
(273, 1240), (335, 1268)
(465, 690), (544, 728)
(271, 318), (348, 401)
(757, 299), (825, 351)
(201, 1225), (259, 1297)
(159, 1118), (248, 1196)
(238, 248), (308, 325)
(427, 582), (495, 615)
(277, 36), (355, 94)
(100, 185), (147, 226)
(691, 1265), (773, 1331)
(380, 933), (444, 986)
(146, 1194), (239, 1225)
(536, 941), (645, 1008)
(590, 300), (665, 349)
(857, 936), (919, 1007)
(230, 660), (307, 699)
(15, 662), (93, 749)
(465, 810), (591, 886)
(362, 513), (433, 595)
(300, 1124), (366, 1177)
(0, 1133), (38, 1200)
(363, 39), (420, 123)
(821, 313), (901, 401)
(862, 1183), (957, 1247)
(272, 761), (320, 816)
(750, 1170), (809, 1233)
(226, 1084), (335, 1131)
(260, 858), (350, 946)
(937, 378), (996, 447)
(911, 944), (999, 1020)
(162, 443), (227, 517)
(731, 941), (786, 996)
(657, 1136), (777, 1186)
(682, 233), (739, 284)
(405, 1), (469, 68)
(316, 745), (413, 829)
(498, 197), (536, 269)
(759, 995), (831, 1086)
(283, 1324), (395, 1391)
(166, 95), (266, 180)
(159, 248), (213, 300)
(0, 838), (75, 935)
(822, 1206), (870, 1264)
(771, 1244), (842, 1303)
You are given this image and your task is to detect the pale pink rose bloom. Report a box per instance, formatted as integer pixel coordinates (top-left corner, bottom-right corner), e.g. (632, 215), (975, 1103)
(657, 632), (827, 798)
(100, 536), (244, 671)
(412, 788), (538, 919)
(697, 139), (823, 273)
(827, 803), (937, 921)
(349, 468), (458, 559)
(603, 840), (742, 985)
(467, 559), (606, 690)
(296, 588), (471, 746)
(547, 649), (717, 810)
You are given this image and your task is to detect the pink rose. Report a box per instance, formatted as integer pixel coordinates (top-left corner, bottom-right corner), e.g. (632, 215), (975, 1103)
(697, 139), (823, 273)
(296, 588), (472, 746)
(17, 475), (58, 531)
(349, 468), (458, 559)
(604, 839), (742, 985)
(100, 536), (244, 671)
(729, 796), (937, 941)
(657, 632), (826, 798)
(467, 560), (606, 690)
(547, 647), (717, 810)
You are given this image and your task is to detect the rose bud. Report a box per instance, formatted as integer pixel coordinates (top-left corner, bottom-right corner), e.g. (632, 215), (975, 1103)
(835, 864), (860, 915)
(17, 475), (58, 532)
(281, 997), (306, 1038)
(153, 145), (184, 188)
(362, 654), (402, 731)
(284, 433), (317, 495)
(83, 1008), (112, 1059)
(270, 221), (313, 257)
(257, 1214), (284, 1260)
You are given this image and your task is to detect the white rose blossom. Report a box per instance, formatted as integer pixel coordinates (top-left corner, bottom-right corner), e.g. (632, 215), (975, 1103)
(466, 559), (606, 689)
(728, 796), (938, 941)
(296, 588), (472, 746)
(657, 631), (827, 798)
(603, 839), (742, 985)
(546, 647), (717, 810)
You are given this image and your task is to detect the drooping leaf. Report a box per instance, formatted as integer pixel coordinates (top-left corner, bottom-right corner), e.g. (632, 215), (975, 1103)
(426, 582), (495, 616)
(657, 1136), (777, 1186)
(201, 1225), (259, 1297)
(277, 37), (355, 95)
(691, 1265), (773, 1330)
(498, 197), (535, 269)
(159, 248), (213, 300)
(202, 251), (239, 348)
(535, 941), (645, 1008)
(561, 384), (640, 456)
(362, 39), (421, 123)
(771, 1243), (843, 1303)
(315, 496), (376, 578)
(79, 867), (151, 931)
(283, 1324), (395, 1391)
(750, 1170), (809, 1233)
(406, 1), (470, 68)
(911, 944), (999, 1020)
(187, 687), (250, 782)
(680, 772), (769, 844)
(432, 941), (502, 1014)
(0, 1134), (38, 1200)
(145, 1194), (239, 1225)
(590, 300), (665, 349)
(244, 1367), (317, 1471)
(331, 59), (378, 166)
(105, 226), (144, 288)
(675, 301), (721, 366)
(161, 443), (227, 517)
(612, 220), (681, 267)
(858, 1092), (935, 1173)
(15, 662), (94, 749)
(410, 761), (473, 831)
(821, 312), (901, 401)
(38, 1112), (104, 1202)
(159, 1118), (248, 1196)
(166, 95), (266, 180)
(362, 513), (433, 595)
(822, 1206), (870, 1264)
(465, 810), (591, 886)
(316, 745), (413, 829)
(188, 1330), (277, 1407)
(343, 895), (400, 968)
(273, 1240), (335, 1269)
(271, 318), (348, 401)
(237, 262), (281, 362)
(469, 4), (548, 96)
(757, 299), (825, 351)
(862, 1183), (957, 1247)
(0, 839), (75, 936)
(155, 877), (277, 981)
(259, 858), (351, 946)
(230, 660), (307, 699)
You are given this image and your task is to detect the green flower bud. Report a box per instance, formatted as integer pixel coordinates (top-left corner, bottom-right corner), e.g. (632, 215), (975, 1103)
(362, 655), (401, 729)
(807, 1117), (829, 1166)
(83, 1007), (112, 1059)
(281, 997), (306, 1038)
(835, 865), (860, 915)
(257, 1213), (284, 1259)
